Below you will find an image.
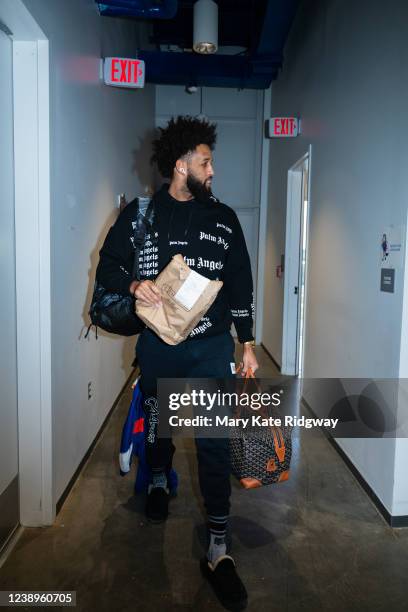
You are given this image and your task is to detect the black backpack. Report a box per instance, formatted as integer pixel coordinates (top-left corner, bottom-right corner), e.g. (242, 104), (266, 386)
(85, 198), (155, 338)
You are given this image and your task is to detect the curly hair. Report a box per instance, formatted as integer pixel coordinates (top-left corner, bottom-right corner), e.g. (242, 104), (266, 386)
(151, 115), (217, 178)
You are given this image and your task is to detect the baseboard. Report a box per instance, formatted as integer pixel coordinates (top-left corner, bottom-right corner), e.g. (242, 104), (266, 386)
(260, 343), (281, 372)
(302, 397), (408, 528)
(56, 368), (137, 515)
(0, 525), (24, 570)
(0, 476), (19, 552)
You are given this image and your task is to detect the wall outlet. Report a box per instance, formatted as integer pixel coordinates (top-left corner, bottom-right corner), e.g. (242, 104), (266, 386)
(88, 381), (92, 400)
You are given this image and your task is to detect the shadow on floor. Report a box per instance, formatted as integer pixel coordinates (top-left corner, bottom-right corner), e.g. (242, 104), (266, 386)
(1, 346), (408, 611)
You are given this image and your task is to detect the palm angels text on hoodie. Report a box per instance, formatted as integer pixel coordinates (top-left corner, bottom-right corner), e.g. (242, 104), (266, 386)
(96, 183), (254, 342)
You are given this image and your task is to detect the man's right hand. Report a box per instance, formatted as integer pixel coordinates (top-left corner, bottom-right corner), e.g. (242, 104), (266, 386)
(129, 280), (162, 307)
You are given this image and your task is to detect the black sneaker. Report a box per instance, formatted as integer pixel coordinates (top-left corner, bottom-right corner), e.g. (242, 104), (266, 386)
(145, 487), (169, 524)
(200, 555), (248, 611)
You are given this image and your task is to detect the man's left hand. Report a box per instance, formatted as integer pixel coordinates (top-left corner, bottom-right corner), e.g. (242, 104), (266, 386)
(240, 345), (259, 377)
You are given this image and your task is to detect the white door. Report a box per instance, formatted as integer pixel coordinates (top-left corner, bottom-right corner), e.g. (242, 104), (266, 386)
(0, 25), (19, 550)
(156, 86), (263, 337)
(281, 149), (311, 376)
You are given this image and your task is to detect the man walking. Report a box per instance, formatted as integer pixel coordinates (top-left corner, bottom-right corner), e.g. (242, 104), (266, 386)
(97, 116), (258, 610)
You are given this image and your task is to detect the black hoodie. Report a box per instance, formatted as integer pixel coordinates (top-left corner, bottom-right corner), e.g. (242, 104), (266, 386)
(96, 183), (254, 342)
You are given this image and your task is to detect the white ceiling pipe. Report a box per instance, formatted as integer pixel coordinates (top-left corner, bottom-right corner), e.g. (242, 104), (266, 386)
(193, 0), (218, 54)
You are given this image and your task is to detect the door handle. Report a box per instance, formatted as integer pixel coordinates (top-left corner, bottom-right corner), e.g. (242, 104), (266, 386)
(294, 287), (298, 295)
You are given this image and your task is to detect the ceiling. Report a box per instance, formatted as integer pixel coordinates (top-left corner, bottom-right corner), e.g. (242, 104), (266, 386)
(96, 0), (300, 89)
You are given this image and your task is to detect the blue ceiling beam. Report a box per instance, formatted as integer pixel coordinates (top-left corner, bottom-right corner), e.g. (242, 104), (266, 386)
(96, 0), (178, 19)
(96, 0), (300, 88)
(138, 50), (279, 89)
(257, 0), (300, 56)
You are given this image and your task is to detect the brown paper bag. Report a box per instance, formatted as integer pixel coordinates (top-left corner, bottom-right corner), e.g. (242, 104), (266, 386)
(135, 254), (223, 345)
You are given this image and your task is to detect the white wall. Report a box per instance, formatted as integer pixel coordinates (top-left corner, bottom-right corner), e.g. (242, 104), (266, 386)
(264, 0), (408, 515)
(394, 215), (408, 516)
(22, 0), (155, 502)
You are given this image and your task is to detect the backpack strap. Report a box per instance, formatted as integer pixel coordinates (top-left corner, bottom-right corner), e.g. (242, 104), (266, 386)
(131, 197), (156, 281)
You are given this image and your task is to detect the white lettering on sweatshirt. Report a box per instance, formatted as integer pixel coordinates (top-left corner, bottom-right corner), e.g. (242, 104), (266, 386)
(197, 257), (223, 271)
(199, 231), (217, 243)
(216, 222), (232, 234)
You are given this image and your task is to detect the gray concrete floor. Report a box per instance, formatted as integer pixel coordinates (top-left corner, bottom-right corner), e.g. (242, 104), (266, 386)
(1, 346), (408, 611)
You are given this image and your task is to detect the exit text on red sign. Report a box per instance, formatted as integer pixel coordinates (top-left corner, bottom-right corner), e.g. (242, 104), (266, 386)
(268, 117), (299, 138)
(103, 57), (145, 89)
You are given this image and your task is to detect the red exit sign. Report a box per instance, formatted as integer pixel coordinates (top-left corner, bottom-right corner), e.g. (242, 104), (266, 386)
(266, 117), (300, 138)
(103, 57), (145, 89)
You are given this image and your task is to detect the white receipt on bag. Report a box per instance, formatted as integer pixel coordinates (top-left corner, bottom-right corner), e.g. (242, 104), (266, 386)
(174, 269), (210, 310)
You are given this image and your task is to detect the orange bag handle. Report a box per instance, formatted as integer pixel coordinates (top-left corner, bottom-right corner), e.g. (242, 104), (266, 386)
(236, 365), (261, 394)
(235, 364), (256, 378)
(236, 366), (287, 462)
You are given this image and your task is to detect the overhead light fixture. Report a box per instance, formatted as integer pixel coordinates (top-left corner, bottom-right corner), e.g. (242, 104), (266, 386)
(193, 0), (218, 55)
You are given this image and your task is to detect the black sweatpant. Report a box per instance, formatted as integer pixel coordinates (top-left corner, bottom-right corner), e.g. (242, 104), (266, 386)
(136, 328), (236, 517)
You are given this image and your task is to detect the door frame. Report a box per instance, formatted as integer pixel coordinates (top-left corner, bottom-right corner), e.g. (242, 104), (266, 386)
(281, 146), (312, 376)
(0, 1), (53, 526)
(255, 86), (271, 344)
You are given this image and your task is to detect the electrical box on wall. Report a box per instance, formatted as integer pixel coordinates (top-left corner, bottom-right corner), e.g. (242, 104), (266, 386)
(381, 268), (395, 293)
(103, 57), (145, 88)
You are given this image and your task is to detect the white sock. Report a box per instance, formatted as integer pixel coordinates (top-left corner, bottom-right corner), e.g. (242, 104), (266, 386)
(207, 515), (228, 564)
(149, 470), (168, 492)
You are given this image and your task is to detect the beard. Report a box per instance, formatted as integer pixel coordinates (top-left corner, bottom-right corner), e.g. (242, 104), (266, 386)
(186, 171), (213, 204)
